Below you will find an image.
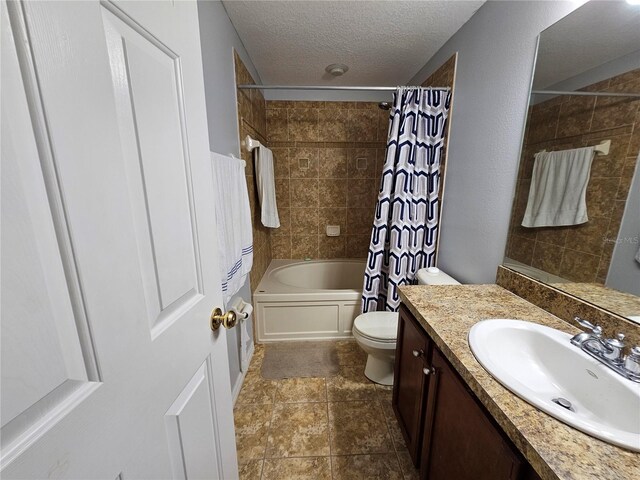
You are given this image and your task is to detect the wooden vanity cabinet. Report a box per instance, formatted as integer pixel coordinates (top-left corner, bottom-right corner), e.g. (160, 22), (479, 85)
(394, 303), (543, 480)
(420, 348), (526, 480)
(393, 304), (432, 465)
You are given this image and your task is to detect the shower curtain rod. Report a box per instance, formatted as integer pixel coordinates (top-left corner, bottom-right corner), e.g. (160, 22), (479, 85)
(237, 85), (450, 91)
(532, 89), (640, 99)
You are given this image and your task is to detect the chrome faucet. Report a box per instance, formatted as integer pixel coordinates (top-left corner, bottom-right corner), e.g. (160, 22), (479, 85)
(570, 316), (640, 383)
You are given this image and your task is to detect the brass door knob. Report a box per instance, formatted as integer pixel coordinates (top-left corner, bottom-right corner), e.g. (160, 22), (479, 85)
(210, 308), (237, 330)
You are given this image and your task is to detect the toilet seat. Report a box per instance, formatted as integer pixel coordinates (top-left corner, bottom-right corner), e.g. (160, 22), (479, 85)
(353, 312), (398, 343)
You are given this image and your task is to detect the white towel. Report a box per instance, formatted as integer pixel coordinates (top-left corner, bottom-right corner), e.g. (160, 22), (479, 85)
(211, 152), (253, 303)
(255, 146), (280, 228)
(522, 146), (595, 228)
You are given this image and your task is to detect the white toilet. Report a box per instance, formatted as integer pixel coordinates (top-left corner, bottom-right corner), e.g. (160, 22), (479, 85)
(353, 267), (460, 385)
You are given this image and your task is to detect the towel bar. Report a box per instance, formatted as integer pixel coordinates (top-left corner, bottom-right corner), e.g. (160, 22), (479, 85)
(242, 135), (260, 152)
(537, 139), (610, 156)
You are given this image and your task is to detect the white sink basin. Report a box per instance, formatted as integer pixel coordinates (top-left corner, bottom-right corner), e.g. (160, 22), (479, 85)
(468, 319), (640, 452)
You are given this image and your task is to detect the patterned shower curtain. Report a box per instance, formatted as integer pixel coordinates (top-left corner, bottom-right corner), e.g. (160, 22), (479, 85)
(362, 87), (451, 312)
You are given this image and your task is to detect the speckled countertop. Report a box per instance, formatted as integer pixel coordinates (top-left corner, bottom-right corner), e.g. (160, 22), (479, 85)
(398, 284), (639, 480)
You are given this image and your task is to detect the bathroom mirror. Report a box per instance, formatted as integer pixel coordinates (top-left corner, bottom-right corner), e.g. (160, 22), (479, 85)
(503, 0), (640, 323)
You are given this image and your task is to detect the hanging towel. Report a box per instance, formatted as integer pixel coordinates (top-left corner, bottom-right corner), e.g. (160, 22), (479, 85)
(211, 152), (253, 304)
(522, 146), (595, 228)
(255, 146), (280, 228)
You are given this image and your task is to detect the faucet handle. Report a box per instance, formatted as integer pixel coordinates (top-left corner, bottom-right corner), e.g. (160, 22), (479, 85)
(624, 346), (640, 377)
(603, 333), (625, 363)
(574, 316), (602, 336)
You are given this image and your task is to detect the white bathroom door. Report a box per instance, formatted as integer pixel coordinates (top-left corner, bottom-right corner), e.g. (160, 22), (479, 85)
(1, 1), (238, 478)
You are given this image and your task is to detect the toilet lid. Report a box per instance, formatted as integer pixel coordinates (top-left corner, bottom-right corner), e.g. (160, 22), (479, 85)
(353, 312), (399, 341)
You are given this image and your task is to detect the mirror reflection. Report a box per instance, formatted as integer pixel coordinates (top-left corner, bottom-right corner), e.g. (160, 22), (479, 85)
(504, 0), (640, 322)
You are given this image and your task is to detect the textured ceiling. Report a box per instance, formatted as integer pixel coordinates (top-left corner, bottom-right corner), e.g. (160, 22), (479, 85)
(534, 1), (640, 89)
(222, 0), (485, 86)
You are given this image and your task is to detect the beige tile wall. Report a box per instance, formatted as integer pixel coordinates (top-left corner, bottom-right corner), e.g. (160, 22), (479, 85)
(234, 52), (272, 290)
(506, 68), (640, 283)
(266, 101), (389, 259)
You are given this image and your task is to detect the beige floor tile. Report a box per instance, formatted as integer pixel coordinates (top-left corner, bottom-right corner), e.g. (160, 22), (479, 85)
(253, 343), (265, 358)
(236, 373), (278, 405)
(275, 377), (327, 403)
(238, 459), (263, 480)
(328, 401), (392, 455)
(379, 397), (405, 448)
(266, 403), (330, 458)
(262, 457), (332, 480)
(327, 366), (377, 401)
(396, 445), (420, 480)
(335, 340), (367, 366)
(331, 453), (403, 480)
(234, 404), (273, 462)
(375, 383), (393, 402)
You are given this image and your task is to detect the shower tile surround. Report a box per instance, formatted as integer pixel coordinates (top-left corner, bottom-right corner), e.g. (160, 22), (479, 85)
(268, 54), (458, 261)
(266, 102), (388, 259)
(234, 52), (272, 290)
(234, 52), (457, 277)
(506, 69), (640, 283)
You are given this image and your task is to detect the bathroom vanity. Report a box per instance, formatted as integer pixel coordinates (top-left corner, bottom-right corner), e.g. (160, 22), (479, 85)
(394, 284), (639, 480)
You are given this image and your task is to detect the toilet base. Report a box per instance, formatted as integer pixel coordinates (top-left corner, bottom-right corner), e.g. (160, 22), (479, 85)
(364, 354), (395, 386)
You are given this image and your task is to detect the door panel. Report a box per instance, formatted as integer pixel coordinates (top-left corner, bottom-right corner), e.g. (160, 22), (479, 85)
(0, 5), (102, 468)
(165, 359), (221, 479)
(1, 1), (237, 477)
(101, 4), (204, 337)
(392, 304), (431, 465)
(421, 349), (523, 480)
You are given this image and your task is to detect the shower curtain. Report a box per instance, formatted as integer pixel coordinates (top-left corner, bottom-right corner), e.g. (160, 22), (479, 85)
(362, 87), (451, 312)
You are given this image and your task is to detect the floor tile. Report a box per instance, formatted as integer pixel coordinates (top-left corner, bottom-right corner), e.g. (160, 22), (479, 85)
(238, 459), (263, 480)
(327, 366), (377, 401)
(379, 397), (405, 448)
(262, 457), (332, 480)
(331, 453), (403, 480)
(234, 404), (273, 462)
(236, 374), (278, 405)
(275, 377), (327, 403)
(328, 401), (392, 455)
(335, 340), (367, 366)
(266, 403), (330, 458)
(396, 445), (420, 480)
(375, 383), (393, 402)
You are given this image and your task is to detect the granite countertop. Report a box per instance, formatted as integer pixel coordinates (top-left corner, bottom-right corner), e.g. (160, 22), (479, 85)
(398, 284), (639, 480)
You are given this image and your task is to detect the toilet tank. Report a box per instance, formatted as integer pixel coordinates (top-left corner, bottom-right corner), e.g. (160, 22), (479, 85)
(417, 267), (460, 285)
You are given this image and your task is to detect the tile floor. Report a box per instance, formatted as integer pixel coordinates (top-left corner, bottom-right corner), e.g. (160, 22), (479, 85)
(234, 341), (420, 480)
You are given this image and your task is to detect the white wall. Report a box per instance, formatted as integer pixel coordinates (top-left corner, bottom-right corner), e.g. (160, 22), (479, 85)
(607, 154), (640, 297)
(408, 1), (578, 284)
(197, 0), (257, 396)
(198, 0), (260, 156)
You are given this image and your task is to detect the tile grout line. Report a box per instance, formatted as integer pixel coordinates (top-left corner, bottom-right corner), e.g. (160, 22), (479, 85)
(259, 367), (277, 480)
(377, 387), (405, 479)
(325, 377), (334, 480)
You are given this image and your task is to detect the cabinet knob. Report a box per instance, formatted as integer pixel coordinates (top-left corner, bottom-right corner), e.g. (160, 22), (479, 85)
(423, 366), (435, 376)
(412, 349), (424, 358)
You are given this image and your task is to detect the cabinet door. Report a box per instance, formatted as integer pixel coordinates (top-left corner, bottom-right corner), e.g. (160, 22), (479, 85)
(393, 304), (432, 465)
(421, 348), (523, 480)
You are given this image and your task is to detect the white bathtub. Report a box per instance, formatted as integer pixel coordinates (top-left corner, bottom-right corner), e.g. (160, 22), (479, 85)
(253, 259), (366, 342)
